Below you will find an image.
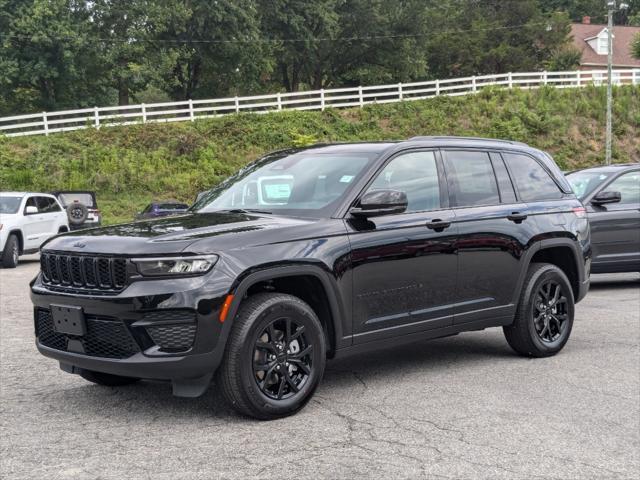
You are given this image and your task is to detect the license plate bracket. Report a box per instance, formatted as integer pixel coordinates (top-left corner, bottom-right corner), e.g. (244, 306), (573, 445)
(51, 305), (86, 336)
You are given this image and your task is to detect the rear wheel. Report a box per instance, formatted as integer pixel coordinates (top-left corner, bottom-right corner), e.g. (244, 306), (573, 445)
(79, 369), (140, 387)
(217, 293), (326, 420)
(503, 263), (574, 357)
(1, 234), (19, 268)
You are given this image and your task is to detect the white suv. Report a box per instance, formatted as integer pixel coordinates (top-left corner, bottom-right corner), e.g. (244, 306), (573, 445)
(0, 192), (69, 268)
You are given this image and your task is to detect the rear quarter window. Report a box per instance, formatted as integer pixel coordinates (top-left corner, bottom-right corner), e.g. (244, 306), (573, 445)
(502, 153), (563, 202)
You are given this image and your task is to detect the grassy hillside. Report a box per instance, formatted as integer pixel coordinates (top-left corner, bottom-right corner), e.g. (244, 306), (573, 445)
(1, 85), (638, 224)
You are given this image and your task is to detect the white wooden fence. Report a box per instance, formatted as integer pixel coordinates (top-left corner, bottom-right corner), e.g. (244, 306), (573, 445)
(1, 69), (638, 138)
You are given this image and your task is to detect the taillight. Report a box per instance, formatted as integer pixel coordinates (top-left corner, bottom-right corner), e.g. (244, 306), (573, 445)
(572, 207), (587, 218)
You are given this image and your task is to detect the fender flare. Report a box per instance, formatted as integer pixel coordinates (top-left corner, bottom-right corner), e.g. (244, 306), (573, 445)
(511, 237), (586, 306)
(219, 264), (348, 355)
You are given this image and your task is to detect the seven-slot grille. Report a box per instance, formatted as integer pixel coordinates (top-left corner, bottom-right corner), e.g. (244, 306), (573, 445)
(40, 252), (127, 292)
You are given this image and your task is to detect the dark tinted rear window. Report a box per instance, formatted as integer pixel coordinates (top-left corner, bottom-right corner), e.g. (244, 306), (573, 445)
(503, 153), (563, 202)
(443, 150), (500, 207)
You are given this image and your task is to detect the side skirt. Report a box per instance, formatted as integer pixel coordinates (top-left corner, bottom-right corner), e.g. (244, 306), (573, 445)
(332, 315), (514, 360)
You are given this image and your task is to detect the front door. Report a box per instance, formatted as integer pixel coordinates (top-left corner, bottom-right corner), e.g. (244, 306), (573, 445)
(588, 170), (640, 272)
(347, 150), (458, 345)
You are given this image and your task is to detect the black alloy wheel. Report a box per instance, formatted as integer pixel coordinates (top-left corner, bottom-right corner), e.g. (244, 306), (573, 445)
(218, 292), (326, 420)
(252, 316), (313, 400)
(503, 263), (575, 357)
(533, 279), (569, 343)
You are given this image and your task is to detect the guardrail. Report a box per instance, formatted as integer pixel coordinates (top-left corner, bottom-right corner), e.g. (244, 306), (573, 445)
(1, 69), (638, 137)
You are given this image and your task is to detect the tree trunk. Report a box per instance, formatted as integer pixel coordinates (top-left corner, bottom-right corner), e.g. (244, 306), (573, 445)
(118, 78), (129, 106)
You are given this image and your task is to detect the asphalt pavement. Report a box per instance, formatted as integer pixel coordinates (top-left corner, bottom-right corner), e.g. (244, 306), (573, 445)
(1, 255), (638, 479)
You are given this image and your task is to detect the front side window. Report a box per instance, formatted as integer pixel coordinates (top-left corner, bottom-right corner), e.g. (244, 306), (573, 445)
(442, 150), (500, 207)
(503, 153), (563, 202)
(367, 151), (441, 212)
(194, 150), (378, 217)
(606, 171), (640, 205)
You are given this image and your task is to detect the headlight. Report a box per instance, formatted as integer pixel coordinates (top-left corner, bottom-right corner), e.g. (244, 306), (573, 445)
(132, 255), (218, 277)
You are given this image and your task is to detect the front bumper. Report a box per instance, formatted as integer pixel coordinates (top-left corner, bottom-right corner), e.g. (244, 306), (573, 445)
(30, 271), (234, 396)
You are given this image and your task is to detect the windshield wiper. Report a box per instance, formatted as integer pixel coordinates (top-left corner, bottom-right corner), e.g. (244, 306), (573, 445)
(222, 208), (273, 215)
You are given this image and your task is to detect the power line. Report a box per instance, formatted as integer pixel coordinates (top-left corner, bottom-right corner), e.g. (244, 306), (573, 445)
(0, 20), (558, 45)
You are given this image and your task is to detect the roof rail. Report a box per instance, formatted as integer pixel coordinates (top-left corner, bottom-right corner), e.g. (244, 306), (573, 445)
(408, 136), (528, 146)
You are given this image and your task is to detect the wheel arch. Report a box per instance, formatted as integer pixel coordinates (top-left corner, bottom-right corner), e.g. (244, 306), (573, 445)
(224, 265), (347, 358)
(519, 238), (585, 303)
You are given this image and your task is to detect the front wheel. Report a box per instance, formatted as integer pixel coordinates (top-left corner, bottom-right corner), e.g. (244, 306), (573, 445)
(1, 234), (19, 268)
(503, 263), (575, 357)
(217, 293), (326, 420)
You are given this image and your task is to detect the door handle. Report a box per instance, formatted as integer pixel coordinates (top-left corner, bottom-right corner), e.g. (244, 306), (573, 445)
(507, 212), (528, 223)
(426, 219), (451, 232)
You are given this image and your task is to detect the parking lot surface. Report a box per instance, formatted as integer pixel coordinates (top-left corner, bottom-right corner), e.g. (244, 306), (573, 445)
(1, 255), (639, 479)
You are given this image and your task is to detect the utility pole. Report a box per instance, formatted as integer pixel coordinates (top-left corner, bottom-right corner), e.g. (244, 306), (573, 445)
(605, 1), (629, 165)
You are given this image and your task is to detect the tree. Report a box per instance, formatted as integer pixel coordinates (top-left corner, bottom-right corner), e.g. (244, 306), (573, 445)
(632, 33), (640, 59)
(89, 1), (162, 105)
(0, 0), (111, 113)
(424, 1), (573, 78)
(154, 0), (269, 100)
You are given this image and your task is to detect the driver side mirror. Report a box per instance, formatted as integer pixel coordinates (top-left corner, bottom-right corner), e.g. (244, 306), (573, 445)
(592, 191), (621, 205)
(350, 189), (408, 217)
(25, 206), (38, 215)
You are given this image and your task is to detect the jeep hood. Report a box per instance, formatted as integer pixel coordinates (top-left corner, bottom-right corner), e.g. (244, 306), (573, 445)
(42, 211), (315, 255)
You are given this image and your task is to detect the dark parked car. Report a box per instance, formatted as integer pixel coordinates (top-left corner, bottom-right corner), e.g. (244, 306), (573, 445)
(31, 137), (590, 419)
(51, 191), (101, 230)
(566, 164), (639, 274)
(135, 201), (190, 220)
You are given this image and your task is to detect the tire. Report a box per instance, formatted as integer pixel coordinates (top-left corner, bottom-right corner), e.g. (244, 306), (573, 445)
(503, 263), (575, 358)
(67, 203), (88, 226)
(79, 369), (140, 387)
(1, 234), (20, 268)
(217, 292), (326, 420)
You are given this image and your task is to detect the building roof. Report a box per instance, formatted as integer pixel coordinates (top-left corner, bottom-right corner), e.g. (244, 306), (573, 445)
(571, 23), (640, 68)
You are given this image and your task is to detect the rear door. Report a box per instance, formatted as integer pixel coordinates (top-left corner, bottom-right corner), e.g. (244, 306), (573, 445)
(37, 196), (63, 239)
(347, 149), (458, 344)
(441, 149), (528, 325)
(587, 170), (640, 272)
(21, 196), (49, 249)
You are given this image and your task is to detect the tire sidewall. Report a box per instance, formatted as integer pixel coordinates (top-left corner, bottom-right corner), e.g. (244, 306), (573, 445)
(67, 203), (88, 225)
(238, 298), (326, 417)
(524, 266), (575, 354)
(2, 235), (19, 268)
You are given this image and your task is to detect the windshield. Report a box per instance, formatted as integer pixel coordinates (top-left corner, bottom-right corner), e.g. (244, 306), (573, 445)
(192, 150), (378, 217)
(58, 193), (95, 207)
(566, 171), (613, 200)
(0, 196), (22, 214)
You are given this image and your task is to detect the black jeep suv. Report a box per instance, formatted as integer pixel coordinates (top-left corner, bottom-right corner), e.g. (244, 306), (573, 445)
(31, 137), (591, 419)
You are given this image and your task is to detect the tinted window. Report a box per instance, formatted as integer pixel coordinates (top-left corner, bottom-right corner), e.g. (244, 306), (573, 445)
(443, 151), (500, 207)
(38, 197), (61, 213)
(606, 171), (640, 205)
(503, 153), (563, 201)
(368, 151), (441, 212)
(490, 153), (517, 203)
